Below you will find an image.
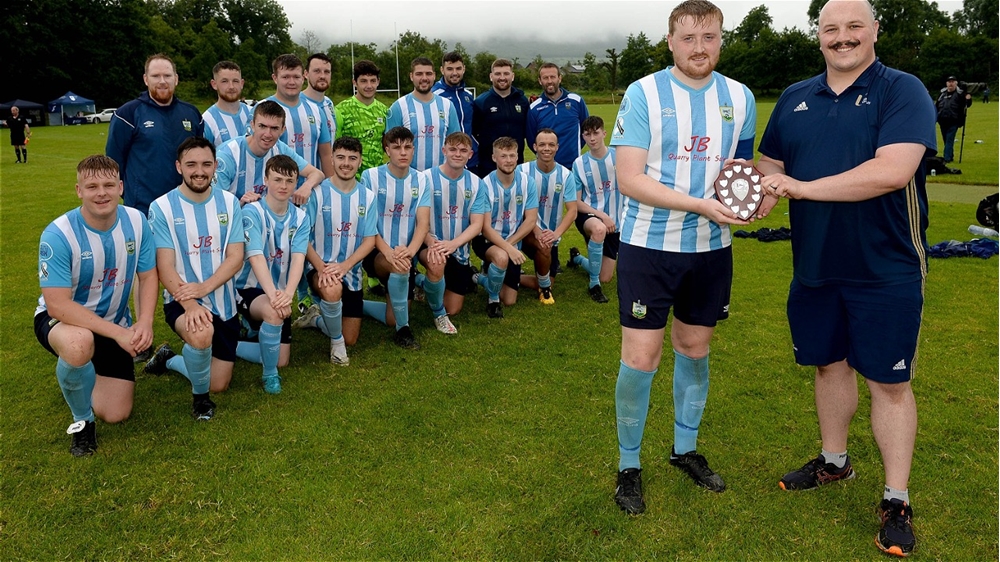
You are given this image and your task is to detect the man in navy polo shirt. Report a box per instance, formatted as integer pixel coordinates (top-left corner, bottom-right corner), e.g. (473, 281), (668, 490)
(107, 53), (204, 216)
(526, 63), (588, 170)
(756, 0), (935, 557)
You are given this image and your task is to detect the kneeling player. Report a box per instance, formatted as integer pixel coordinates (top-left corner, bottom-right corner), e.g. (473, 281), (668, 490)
(145, 138), (245, 420)
(295, 136), (377, 365)
(568, 116), (621, 303)
(415, 132), (488, 332)
(471, 137), (538, 318)
(360, 127), (430, 349)
(233, 155), (309, 393)
(36, 155), (158, 455)
(517, 128), (579, 304)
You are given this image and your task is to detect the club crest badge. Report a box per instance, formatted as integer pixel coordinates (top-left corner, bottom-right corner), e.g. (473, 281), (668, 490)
(182, 119), (192, 131)
(358, 205), (366, 216)
(126, 240), (135, 255)
(411, 187), (419, 197)
(719, 106), (734, 122)
(631, 300), (647, 319)
(218, 213), (229, 226)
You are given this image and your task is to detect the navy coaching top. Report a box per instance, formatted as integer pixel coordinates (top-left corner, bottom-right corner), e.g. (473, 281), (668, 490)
(759, 60), (936, 287)
(106, 91), (204, 216)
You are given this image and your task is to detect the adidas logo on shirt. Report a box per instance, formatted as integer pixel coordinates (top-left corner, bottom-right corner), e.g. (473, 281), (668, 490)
(892, 359), (907, 371)
(793, 102), (809, 112)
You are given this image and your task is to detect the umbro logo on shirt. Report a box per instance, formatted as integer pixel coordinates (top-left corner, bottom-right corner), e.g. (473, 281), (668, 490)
(490, 107), (498, 113)
(662, 108), (676, 118)
(143, 120), (155, 128)
(892, 359), (907, 371)
(793, 102), (809, 112)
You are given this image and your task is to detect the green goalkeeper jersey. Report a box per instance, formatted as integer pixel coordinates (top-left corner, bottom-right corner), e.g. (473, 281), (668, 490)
(335, 96), (389, 175)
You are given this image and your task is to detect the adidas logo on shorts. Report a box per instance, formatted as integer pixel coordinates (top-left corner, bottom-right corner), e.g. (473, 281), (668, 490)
(892, 359), (907, 371)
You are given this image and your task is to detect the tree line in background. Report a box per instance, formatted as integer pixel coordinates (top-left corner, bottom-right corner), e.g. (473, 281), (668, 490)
(2, 0), (997, 109)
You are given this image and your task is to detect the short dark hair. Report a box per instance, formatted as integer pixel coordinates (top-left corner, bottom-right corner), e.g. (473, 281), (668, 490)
(581, 116), (605, 134)
(491, 58), (514, 71)
(410, 57), (434, 71)
(253, 100), (286, 125)
(333, 136), (363, 155)
(272, 53), (303, 74)
(442, 51), (464, 65)
(177, 136), (216, 161)
(212, 61), (241, 76)
(535, 128), (559, 143)
(306, 53), (332, 70)
(354, 60), (381, 81)
(383, 126), (415, 150)
(539, 62), (561, 75)
(265, 154), (299, 179)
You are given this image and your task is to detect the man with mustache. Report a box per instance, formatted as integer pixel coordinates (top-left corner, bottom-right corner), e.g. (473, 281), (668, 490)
(202, 61), (252, 147)
(386, 57), (460, 172)
(303, 53), (337, 161)
(756, 0), (935, 556)
(472, 58), (530, 178)
(106, 54), (204, 217)
(145, 137), (244, 421)
(609, 0), (756, 514)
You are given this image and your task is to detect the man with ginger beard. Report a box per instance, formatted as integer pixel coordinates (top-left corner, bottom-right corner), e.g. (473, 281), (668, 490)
(609, 0), (756, 514)
(107, 53), (204, 217)
(202, 61), (252, 147)
(756, 0), (934, 556)
(472, 58), (530, 178)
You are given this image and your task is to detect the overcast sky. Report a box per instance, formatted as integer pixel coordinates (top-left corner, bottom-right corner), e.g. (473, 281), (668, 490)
(279, 0), (964, 54)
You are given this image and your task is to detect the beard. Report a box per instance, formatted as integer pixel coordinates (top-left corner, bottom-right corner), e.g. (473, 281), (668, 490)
(183, 175), (212, 194)
(149, 85), (175, 105)
(218, 89), (241, 103)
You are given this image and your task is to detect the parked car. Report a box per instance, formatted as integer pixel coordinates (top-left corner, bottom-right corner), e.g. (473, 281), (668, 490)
(83, 108), (117, 124)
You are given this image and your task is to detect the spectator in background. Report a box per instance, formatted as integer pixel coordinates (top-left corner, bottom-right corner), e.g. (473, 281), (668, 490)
(935, 76), (972, 163)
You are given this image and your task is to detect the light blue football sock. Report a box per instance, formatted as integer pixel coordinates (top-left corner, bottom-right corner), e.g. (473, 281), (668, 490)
(424, 276), (446, 317)
(56, 358), (96, 422)
(319, 299), (343, 339)
(486, 263), (505, 302)
(181, 343), (212, 395)
(166, 354), (187, 376)
(587, 240), (604, 288)
(236, 341), (262, 363)
(387, 272), (409, 330)
(537, 273), (551, 289)
(616, 360), (657, 471)
(673, 349), (710, 455)
(257, 321), (282, 379)
(362, 300), (387, 325)
(414, 273), (426, 289)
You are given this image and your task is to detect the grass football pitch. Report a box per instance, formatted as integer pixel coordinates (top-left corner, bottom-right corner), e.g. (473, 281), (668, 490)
(0, 102), (996, 560)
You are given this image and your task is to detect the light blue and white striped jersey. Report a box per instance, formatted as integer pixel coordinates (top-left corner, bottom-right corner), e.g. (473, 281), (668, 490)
(305, 180), (378, 292)
(421, 167), (489, 265)
(385, 93), (460, 171)
(149, 188), (244, 320)
(202, 103), (252, 147)
(36, 206), (155, 326)
(304, 95), (336, 148)
(572, 147), (622, 229)
(214, 136), (310, 200)
(267, 93), (332, 169)
(611, 69), (756, 253)
(360, 165), (431, 249)
(482, 170), (538, 249)
(518, 161), (578, 232)
(236, 200), (310, 291)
